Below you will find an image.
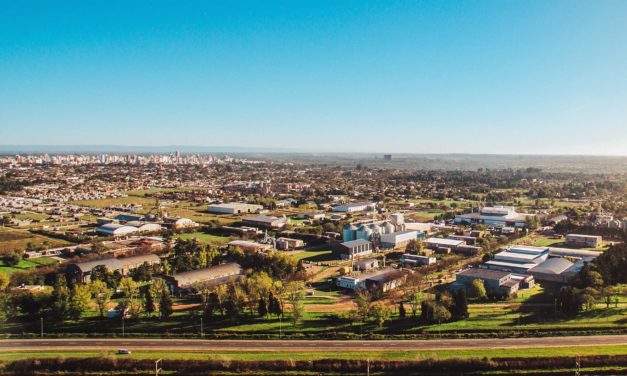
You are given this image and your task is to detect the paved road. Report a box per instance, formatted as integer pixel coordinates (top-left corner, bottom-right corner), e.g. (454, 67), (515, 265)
(1, 335), (626, 352)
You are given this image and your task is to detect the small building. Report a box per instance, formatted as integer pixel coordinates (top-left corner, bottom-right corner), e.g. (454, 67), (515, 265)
(166, 263), (242, 295)
(332, 239), (374, 260)
(243, 215), (286, 229)
(337, 267), (406, 292)
(565, 234), (602, 248)
(208, 203), (263, 215)
(454, 206), (531, 228)
(400, 253), (436, 266)
(355, 258), (379, 271)
(164, 217), (199, 230)
(275, 237), (305, 250)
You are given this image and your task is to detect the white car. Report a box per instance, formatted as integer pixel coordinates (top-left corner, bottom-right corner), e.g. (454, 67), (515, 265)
(117, 349), (131, 355)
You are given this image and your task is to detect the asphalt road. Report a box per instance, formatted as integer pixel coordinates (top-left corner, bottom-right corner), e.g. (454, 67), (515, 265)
(1, 335), (626, 352)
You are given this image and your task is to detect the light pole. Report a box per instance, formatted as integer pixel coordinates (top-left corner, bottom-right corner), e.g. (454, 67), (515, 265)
(200, 317), (204, 338)
(122, 314), (125, 337)
(40, 317), (43, 338)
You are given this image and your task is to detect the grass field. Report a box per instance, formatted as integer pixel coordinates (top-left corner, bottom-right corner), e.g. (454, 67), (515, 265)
(175, 231), (231, 245)
(290, 249), (335, 262)
(522, 234), (612, 251)
(0, 228), (71, 254)
(1, 345), (624, 362)
(0, 257), (58, 277)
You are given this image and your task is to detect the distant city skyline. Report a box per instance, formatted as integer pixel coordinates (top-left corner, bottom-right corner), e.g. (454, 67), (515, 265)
(1, 1), (626, 155)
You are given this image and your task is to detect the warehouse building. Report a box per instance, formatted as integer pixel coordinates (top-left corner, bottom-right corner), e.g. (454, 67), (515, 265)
(332, 239), (374, 260)
(332, 202), (376, 213)
(243, 215), (286, 229)
(96, 223), (139, 237)
(208, 202), (263, 215)
(399, 253), (436, 266)
(379, 230), (418, 249)
(454, 205), (531, 228)
(453, 268), (534, 297)
(166, 263), (242, 295)
(67, 254), (161, 283)
(565, 234), (602, 248)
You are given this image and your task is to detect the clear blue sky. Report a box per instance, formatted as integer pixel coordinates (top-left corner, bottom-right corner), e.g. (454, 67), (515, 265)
(1, 1), (626, 155)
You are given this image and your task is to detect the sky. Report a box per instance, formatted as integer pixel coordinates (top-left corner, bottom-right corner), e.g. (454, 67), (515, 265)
(1, 1), (626, 155)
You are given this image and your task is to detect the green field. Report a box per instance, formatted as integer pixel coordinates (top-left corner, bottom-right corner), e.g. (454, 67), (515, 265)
(175, 231), (231, 245)
(0, 257), (58, 277)
(290, 249), (335, 262)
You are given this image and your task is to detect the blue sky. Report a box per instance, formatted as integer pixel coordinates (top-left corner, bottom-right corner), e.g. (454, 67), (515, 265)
(1, 1), (626, 155)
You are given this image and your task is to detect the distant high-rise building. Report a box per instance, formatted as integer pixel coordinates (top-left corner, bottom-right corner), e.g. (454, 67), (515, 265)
(383, 154), (392, 161)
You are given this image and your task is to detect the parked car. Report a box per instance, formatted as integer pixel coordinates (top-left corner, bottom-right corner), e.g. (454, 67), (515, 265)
(117, 349), (131, 355)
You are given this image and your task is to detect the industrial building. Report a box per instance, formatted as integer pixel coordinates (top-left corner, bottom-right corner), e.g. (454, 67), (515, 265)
(67, 254), (161, 283)
(207, 202), (263, 215)
(484, 246), (549, 274)
(275, 237), (305, 250)
(228, 240), (273, 252)
(166, 263), (242, 295)
(565, 234), (602, 248)
(96, 223), (140, 237)
(454, 205), (531, 228)
(399, 253), (436, 266)
(337, 266), (406, 292)
(380, 230), (418, 249)
(332, 202), (376, 213)
(453, 268), (534, 297)
(342, 213), (406, 242)
(332, 239), (374, 260)
(243, 215), (286, 229)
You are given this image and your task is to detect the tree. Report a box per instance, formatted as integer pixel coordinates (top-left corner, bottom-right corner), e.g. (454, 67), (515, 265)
(283, 280), (306, 326)
(405, 239), (423, 254)
(1, 250), (23, 267)
(0, 273), (8, 291)
(432, 304), (452, 323)
(468, 279), (488, 301)
(144, 288), (156, 317)
(525, 215), (540, 230)
(69, 284), (91, 321)
(90, 280), (112, 318)
(159, 289), (173, 318)
(450, 289), (469, 319)
(557, 286), (583, 316)
(405, 289), (421, 319)
(580, 288), (597, 311)
(354, 289), (372, 323)
(370, 303), (391, 328)
(51, 275), (70, 320)
(258, 296), (268, 317)
(224, 283), (246, 322)
(118, 277), (139, 300)
(398, 301), (406, 319)
(245, 272), (273, 316)
(91, 241), (108, 255)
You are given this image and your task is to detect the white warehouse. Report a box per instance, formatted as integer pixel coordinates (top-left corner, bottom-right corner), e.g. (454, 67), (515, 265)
(380, 230), (418, 249)
(208, 203), (264, 215)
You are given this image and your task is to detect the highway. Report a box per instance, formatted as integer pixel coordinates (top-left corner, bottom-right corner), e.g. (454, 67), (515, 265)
(1, 335), (626, 352)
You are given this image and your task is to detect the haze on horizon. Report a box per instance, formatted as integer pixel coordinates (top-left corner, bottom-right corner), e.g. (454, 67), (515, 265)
(1, 1), (626, 156)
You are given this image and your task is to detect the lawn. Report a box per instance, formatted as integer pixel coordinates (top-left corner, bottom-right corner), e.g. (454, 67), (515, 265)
(0, 257), (58, 277)
(176, 231), (231, 245)
(523, 235), (612, 251)
(290, 249), (335, 262)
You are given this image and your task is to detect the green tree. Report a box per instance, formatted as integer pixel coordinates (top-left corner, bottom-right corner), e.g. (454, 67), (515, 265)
(0, 273), (8, 291)
(90, 280), (112, 318)
(159, 289), (173, 318)
(398, 301), (406, 319)
(69, 284), (92, 321)
(405, 289), (421, 319)
(51, 275), (70, 320)
(468, 279), (488, 301)
(450, 289), (469, 319)
(283, 280), (306, 326)
(144, 288), (156, 317)
(370, 303), (390, 328)
(354, 289), (372, 323)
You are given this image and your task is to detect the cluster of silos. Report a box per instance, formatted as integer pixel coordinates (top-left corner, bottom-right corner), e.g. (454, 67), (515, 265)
(342, 219), (402, 242)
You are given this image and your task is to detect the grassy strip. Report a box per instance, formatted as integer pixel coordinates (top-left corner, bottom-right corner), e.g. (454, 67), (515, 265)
(1, 345), (625, 362)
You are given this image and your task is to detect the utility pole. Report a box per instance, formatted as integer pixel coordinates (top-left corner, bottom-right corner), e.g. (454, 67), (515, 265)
(279, 316), (282, 338)
(40, 317), (43, 338)
(155, 359), (162, 376)
(200, 317), (204, 337)
(575, 355), (580, 376)
(122, 314), (125, 337)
